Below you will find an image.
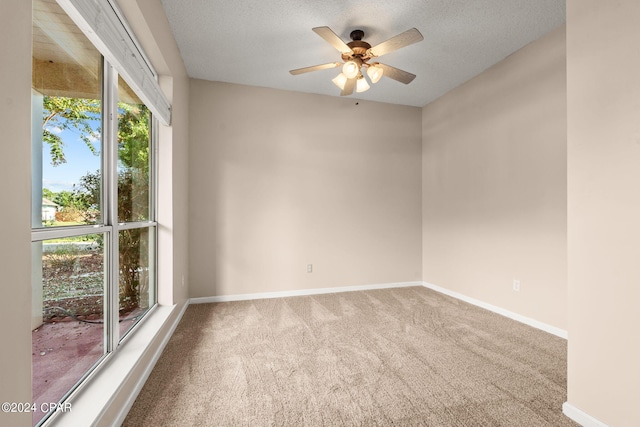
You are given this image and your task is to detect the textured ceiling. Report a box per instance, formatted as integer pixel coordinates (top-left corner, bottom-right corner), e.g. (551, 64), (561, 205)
(160, 0), (565, 107)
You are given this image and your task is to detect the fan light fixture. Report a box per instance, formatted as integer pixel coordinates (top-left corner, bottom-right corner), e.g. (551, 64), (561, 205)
(367, 64), (384, 84)
(342, 60), (359, 79)
(332, 73), (348, 90)
(356, 75), (370, 93)
(289, 27), (423, 97)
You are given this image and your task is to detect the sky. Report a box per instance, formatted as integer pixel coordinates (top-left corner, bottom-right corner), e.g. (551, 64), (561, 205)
(42, 122), (101, 193)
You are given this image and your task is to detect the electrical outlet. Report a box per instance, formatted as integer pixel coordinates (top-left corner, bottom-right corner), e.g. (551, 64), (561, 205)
(513, 279), (520, 292)
(307, 264), (313, 273)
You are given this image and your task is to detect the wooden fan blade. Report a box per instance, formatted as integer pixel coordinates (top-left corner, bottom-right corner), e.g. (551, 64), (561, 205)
(290, 62), (342, 75)
(368, 28), (424, 57)
(312, 26), (353, 54)
(341, 77), (356, 96)
(377, 63), (416, 84)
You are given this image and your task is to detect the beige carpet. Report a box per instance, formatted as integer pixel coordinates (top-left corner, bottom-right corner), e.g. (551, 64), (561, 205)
(123, 287), (577, 426)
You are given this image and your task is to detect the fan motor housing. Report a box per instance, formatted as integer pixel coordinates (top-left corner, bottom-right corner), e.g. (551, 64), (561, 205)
(343, 41), (372, 61)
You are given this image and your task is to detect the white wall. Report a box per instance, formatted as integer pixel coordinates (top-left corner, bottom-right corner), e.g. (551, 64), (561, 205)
(422, 27), (568, 330)
(188, 81), (423, 298)
(566, 0), (640, 425)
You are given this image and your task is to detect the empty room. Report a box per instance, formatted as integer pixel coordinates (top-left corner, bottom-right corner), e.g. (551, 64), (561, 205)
(1, 0), (639, 426)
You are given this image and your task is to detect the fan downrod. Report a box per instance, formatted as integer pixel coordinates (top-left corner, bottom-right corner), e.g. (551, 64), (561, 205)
(350, 29), (365, 41)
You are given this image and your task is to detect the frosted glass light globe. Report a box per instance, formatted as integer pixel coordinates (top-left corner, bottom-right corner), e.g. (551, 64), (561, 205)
(342, 61), (359, 79)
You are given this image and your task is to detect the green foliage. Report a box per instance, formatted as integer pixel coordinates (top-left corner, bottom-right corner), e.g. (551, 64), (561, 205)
(77, 169), (149, 309)
(43, 96), (101, 166)
(119, 227), (149, 310)
(50, 187), (97, 222)
(54, 190), (77, 208)
(45, 245), (80, 274)
(42, 188), (55, 201)
(43, 96), (152, 310)
(118, 104), (150, 173)
(77, 171), (101, 213)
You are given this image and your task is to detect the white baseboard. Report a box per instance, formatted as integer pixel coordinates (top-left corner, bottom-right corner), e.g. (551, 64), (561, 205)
(422, 282), (568, 339)
(563, 402), (610, 427)
(190, 281), (424, 304)
(111, 300), (190, 426)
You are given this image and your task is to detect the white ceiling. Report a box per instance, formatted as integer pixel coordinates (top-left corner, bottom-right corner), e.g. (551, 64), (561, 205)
(159, 0), (565, 107)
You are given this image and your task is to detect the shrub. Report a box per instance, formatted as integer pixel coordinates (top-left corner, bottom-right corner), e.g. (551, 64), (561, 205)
(45, 245), (80, 274)
(55, 207), (85, 222)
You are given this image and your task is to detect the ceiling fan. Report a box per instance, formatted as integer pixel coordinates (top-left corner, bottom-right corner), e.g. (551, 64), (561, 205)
(290, 26), (424, 96)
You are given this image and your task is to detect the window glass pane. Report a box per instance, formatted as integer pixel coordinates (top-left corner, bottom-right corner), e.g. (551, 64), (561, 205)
(31, 234), (106, 426)
(32, 0), (103, 228)
(118, 76), (151, 223)
(119, 227), (155, 340)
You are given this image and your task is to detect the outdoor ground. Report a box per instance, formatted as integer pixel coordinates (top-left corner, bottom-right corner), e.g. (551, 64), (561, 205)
(32, 308), (144, 425)
(32, 249), (147, 426)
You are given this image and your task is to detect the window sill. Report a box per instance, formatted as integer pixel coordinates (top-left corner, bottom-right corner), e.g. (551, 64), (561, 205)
(43, 303), (187, 427)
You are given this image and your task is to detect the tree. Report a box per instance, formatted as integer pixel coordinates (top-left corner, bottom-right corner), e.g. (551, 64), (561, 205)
(118, 103), (150, 173)
(115, 105), (151, 311)
(43, 96), (100, 166)
(42, 188), (55, 201)
(53, 190), (75, 208)
(44, 96), (151, 312)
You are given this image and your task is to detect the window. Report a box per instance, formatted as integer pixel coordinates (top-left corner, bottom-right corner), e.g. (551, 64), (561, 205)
(116, 76), (156, 340)
(31, 1), (157, 425)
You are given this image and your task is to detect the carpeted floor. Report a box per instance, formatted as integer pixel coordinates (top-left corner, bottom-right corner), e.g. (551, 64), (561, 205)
(123, 286), (578, 426)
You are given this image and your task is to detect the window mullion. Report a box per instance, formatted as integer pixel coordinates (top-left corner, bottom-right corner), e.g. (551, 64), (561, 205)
(117, 221), (157, 231)
(31, 225), (111, 242)
(150, 116), (158, 223)
(104, 63), (120, 351)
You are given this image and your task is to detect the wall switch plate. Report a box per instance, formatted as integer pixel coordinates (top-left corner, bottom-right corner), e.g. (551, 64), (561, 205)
(307, 264), (312, 273)
(513, 279), (520, 292)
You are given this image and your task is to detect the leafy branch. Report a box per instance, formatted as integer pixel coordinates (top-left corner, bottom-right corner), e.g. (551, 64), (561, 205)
(43, 96), (101, 166)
